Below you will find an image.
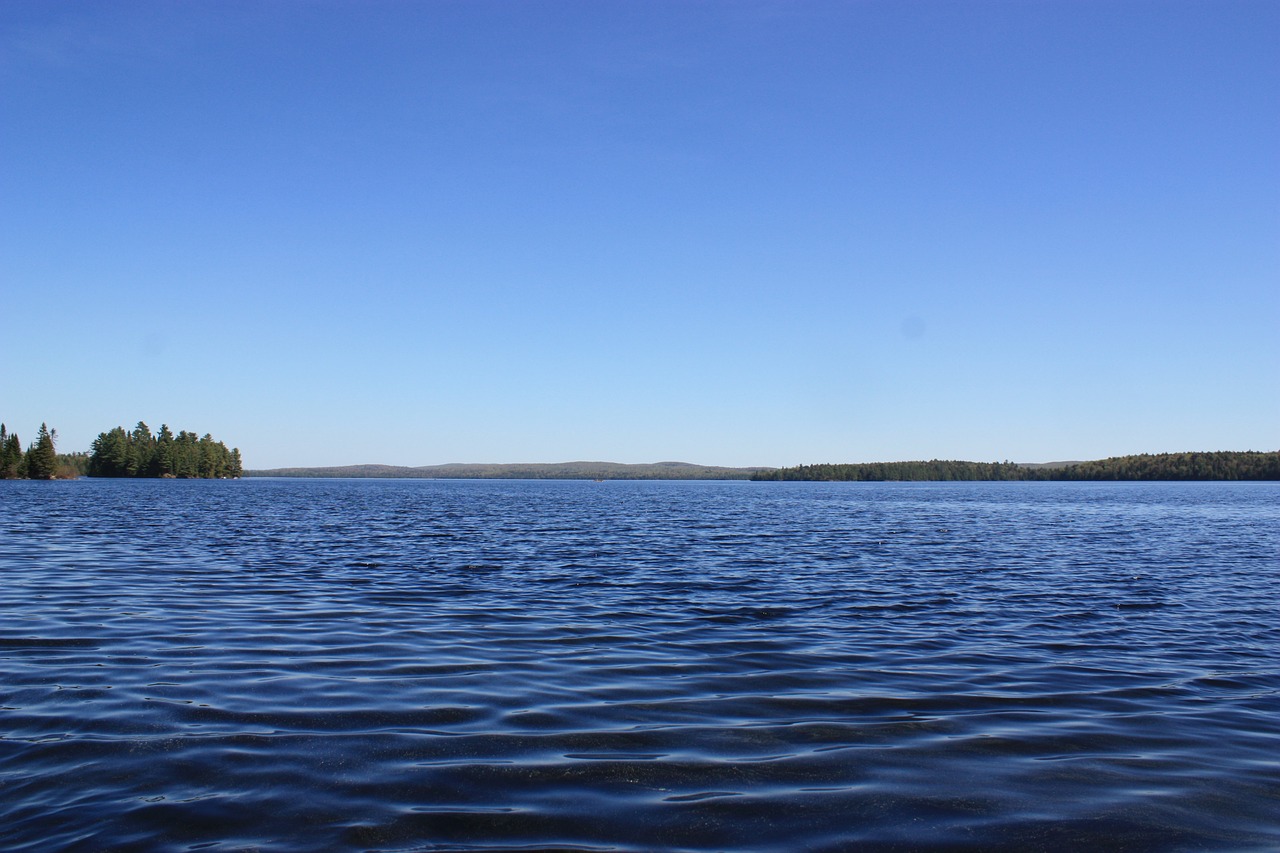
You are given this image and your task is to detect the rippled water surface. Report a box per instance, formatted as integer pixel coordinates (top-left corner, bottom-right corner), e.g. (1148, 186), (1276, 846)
(2, 479), (1277, 851)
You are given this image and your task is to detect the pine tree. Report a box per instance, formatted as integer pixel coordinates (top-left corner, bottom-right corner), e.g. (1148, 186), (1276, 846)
(0, 424), (23, 479)
(25, 423), (57, 480)
(130, 421), (156, 476)
(155, 424), (175, 477)
(89, 426), (131, 477)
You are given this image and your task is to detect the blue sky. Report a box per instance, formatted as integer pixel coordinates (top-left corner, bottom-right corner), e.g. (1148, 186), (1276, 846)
(2, 1), (1276, 468)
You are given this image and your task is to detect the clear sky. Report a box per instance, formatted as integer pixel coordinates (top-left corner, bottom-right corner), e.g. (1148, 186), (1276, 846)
(2, 1), (1276, 469)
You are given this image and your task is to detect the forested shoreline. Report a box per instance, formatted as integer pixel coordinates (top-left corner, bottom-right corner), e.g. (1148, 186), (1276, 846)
(0, 422), (83, 479)
(1, 419), (241, 479)
(251, 451), (1280, 481)
(752, 451), (1280, 482)
(4, 418), (1275, 482)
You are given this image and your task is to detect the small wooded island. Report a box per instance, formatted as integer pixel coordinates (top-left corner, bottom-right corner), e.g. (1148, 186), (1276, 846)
(88, 422), (242, 479)
(0, 420), (241, 479)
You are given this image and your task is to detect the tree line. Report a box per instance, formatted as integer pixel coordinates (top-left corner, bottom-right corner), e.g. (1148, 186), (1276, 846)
(0, 422), (79, 479)
(1, 418), (241, 479)
(88, 422), (242, 479)
(751, 451), (1280, 482)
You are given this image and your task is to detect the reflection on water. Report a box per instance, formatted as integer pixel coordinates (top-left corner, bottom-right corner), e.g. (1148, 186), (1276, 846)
(1, 479), (1278, 851)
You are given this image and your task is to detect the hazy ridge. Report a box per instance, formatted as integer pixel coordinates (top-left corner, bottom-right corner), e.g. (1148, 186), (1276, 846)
(246, 461), (770, 480)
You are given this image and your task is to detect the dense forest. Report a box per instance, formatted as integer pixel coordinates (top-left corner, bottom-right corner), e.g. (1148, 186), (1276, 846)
(0, 422), (85, 480)
(0, 419), (241, 479)
(88, 422), (242, 479)
(752, 451), (1280, 482)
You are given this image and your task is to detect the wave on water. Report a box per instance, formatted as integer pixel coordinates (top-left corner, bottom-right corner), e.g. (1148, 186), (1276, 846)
(2, 479), (1277, 851)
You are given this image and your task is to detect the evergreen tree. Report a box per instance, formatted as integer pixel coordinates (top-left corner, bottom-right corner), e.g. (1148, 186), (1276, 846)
(130, 421), (156, 476)
(86, 421), (239, 478)
(155, 424), (175, 477)
(25, 423), (57, 480)
(173, 430), (199, 478)
(0, 424), (24, 479)
(89, 426), (131, 477)
(198, 433), (217, 478)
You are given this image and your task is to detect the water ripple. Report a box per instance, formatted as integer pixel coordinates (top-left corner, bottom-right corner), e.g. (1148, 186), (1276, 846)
(1, 479), (1277, 851)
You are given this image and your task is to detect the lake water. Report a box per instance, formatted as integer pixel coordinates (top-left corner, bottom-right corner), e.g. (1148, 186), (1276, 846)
(1, 478), (1277, 851)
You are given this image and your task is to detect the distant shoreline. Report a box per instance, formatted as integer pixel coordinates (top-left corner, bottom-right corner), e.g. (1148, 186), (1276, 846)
(245, 451), (1280, 482)
(244, 461), (768, 480)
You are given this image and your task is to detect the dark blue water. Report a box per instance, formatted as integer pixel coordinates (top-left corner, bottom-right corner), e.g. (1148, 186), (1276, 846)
(1, 479), (1277, 851)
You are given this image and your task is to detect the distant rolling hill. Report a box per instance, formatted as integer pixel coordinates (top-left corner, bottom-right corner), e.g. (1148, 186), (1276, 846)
(245, 461), (773, 480)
